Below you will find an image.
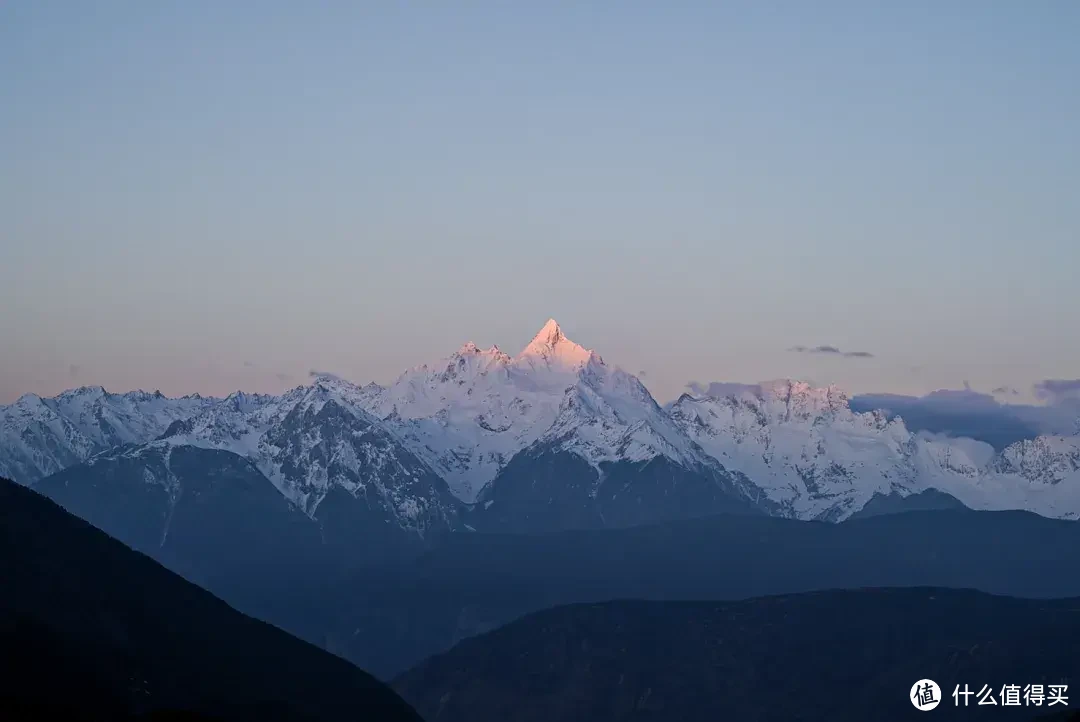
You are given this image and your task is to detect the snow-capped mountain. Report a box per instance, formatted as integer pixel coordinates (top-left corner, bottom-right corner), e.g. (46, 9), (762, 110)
(50, 386), (215, 448)
(149, 375), (461, 539)
(667, 380), (1080, 521)
(667, 381), (921, 520)
(537, 356), (708, 469)
(0, 386), (215, 484)
(34, 374), (461, 573)
(358, 319), (751, 507)
(357, 320), (762, 530)
(991, 435), (1080, 484)
(972, 434), (1080, 519)
(7, 320), (1080, 531)
(355, 320), (591, 502)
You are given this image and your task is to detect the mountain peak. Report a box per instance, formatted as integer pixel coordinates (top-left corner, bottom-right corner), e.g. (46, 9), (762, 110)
(532, 318), (565, 347)
(15, 392), (45, 407)
(517, 318), (593, 370)
(758, 379), (850, 406)
(56, 385), (109, 401)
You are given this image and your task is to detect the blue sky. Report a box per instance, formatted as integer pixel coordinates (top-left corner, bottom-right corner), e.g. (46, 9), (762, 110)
(2, 1), (1078, 403)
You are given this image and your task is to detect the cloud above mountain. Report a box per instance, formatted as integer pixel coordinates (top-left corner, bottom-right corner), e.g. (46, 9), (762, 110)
(308, 369), (345, 381)
(1034, 378), (1080, 404)
(683, 377), (1079, 451)
(851, 383), (1079, 450)
(788, 345), (874, 359)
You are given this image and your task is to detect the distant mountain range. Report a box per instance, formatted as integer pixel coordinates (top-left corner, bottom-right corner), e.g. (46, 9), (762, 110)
(3, 319), (1078, 537)
(667, 379), (1080, 521)
(0, 386), (214, 483)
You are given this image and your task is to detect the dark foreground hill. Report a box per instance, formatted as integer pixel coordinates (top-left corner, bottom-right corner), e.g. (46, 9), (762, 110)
(395, 587), (1080, 722)
(330, 509), (1080, 677)
(33, 445), (335, 644)
(0, 477), (421, 722)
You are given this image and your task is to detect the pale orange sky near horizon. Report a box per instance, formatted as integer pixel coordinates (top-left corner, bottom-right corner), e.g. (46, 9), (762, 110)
(3, 4), (1078, 406)
(0, 316), (1061, 406)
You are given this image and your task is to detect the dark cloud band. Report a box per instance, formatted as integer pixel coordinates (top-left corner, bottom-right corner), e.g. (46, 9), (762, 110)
(1034, 378), (1080, 403)
(788, 345), (874, 359)
(685, 378), (1080, 451)
(308, 369), (344, 382)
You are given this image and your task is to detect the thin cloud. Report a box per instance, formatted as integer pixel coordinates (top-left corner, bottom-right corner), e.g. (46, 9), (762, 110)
(243, 360), (257, 368)
(788, 345), (874, 359)
(992, 386), (1020, 396)
(309, 369), (345, 382)
(68, 364), (81, 379)
(275, 372), (293, 383)
(1034, 379), (1080, 404)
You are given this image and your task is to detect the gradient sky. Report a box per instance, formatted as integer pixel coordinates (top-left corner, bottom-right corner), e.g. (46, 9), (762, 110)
(2, 1), (1078, 404)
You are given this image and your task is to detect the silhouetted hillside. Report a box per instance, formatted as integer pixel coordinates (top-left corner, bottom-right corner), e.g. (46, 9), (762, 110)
(396, 588), (1080, 722)
(0, 477), (421, 722)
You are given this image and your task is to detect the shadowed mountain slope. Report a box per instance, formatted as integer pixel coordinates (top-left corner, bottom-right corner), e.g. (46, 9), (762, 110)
(396, 588), (1080, 722)
(0, 476), (421, 722)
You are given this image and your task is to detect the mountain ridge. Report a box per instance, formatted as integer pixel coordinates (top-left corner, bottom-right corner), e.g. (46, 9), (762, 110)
(5, 319), (1080, 526)
(668, 379), (1080, 520)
